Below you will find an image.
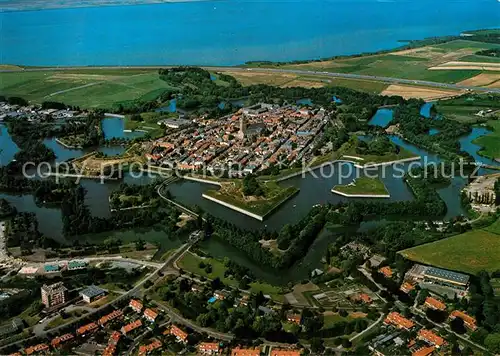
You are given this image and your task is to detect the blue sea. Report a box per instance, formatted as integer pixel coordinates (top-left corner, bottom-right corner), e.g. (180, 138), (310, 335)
(0, 0), (499, 66)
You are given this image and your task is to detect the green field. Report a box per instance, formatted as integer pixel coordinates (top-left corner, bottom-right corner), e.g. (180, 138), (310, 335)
(0, 69), (174, 109)
(473, 120), (500, 159)
(271, 40), (500, 84)
(343, 142), (418, 165)
(177, 252), (284, 301)
(459, 55), (500, 64)
(436, 94), (500, 123)
(332, 177), (389, 197)
(400, 228), (500, 274)
(323, 313), (354, 329)
(204, 180), (299, 218)
(433, 40), (500, 51)
(325, 77), (389, 93)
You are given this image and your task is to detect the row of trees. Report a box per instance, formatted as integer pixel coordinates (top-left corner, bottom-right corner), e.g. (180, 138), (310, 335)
(393, 101), (473, 161)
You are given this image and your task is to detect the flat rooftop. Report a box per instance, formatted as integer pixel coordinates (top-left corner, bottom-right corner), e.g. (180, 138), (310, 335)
(424, 267), (469, 285)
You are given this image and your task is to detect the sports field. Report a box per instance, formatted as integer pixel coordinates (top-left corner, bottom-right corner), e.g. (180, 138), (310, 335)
(400, 228), (500, 274)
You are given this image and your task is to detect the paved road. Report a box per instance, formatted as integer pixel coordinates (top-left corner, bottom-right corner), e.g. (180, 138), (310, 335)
(349, 313), (385, 343)
(0, 241), (195, 353)
(151, 300), (234, 341)
(157, 179), (205, 221)
(226, 67), (500, 94)
(3, 65), (500, 94)
(411, 306), (489, 353)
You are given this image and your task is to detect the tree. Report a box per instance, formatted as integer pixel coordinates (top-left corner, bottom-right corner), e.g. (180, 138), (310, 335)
(135, 238), (146, 251)
(449, 317), (466, 334)
(310, 338), (324, 353)
(341, 338), (352, 348)
(484, 333), (500, 354)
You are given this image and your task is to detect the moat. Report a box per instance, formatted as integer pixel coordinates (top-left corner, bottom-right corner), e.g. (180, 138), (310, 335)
(0, 111), (498, 282)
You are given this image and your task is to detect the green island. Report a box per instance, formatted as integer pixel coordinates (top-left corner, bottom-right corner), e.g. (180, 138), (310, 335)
(201, 175), (299, 220)
(331, 177), (389, 198)
(340, 136), (419, 166)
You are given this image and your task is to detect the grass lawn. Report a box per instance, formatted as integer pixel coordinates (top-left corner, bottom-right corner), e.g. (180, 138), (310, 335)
(323, 313), (353, 329)
(400, 228), (500, 274)
(473, 120), (500, 159)
(332, 177), (389, 197)
(18, 300), (42, 327)
(342, 141), (418, 165)
(177, 252), (284, 301)
(46, 310), (83, 329)
(436, 105), (489, 123)
(123, 111), (168, 138)
(89, 293), (119, 308)
(178, 251), (239, 288)
(203, 180), (299, 218)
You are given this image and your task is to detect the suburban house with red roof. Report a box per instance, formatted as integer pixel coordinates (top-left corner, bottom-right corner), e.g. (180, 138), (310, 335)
(121, 319), (143, 335)
(198, 342), (220, 354)
(129, 299), (143, 313)
(384, 312), (415, 330)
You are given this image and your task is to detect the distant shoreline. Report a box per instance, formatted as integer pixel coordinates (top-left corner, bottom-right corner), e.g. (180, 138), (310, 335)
(0, 0), (207, 13)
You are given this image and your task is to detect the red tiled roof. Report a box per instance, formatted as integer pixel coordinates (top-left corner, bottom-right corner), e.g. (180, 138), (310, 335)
(231, 347), (261, 356)
(143, 308), (158, 322)
(198, 342), (220, 352)
(384, 312), (414, 329)
(98, 310), (123, 326)
(400, 282), (415, 293)
(271, 348), (302, 356)
(109, 331), (121, 344)
(286, 314), (301, 324)
(425, 297), (446, 311)
(412, 346), (435, 356)
(138, 339), (162, 356)
(121, 319), (143, 334)
(379, 266), (393, 278)
(103, 344), (116, 356)
(418, 329), (446, 347)
(24, 343), (49, 355)
(358, 293), (372, 304)
(129, 299), (143, 312)
(450, 310), (476, 329)
(51, 333), (74, 347)
(76, 322), (98, 336)
(169, 324), (188, 341)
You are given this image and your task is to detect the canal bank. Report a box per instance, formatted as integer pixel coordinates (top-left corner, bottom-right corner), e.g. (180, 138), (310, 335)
(1, 114), (499, 249)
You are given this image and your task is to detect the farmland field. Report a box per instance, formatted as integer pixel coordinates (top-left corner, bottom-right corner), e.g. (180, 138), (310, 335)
(269, 40), (500, 84)
(0, 69), (173, 109)
(400, 228), (500, 274)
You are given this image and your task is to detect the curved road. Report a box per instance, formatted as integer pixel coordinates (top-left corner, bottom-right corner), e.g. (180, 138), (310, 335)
(3, 65), (500, 94)
(0, 241), (194, 353)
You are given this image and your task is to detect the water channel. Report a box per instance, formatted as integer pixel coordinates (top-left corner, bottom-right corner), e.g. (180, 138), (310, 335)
(1, 110), (499, 282)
